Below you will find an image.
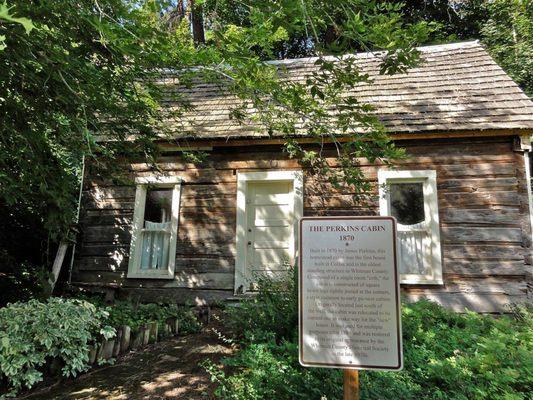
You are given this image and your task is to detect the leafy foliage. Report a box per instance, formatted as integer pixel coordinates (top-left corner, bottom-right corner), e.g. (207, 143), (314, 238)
(71, 294), (202, 334)
(0, 0), (433, 302)
(0, 0), (429, 238)
(401, 0), (485, 42)
(207, 273), (533, 400)
(481, 0), (533, 96)
(226, 269), (298, 344)
(105, 300), (201, 334)
(387, 0), (532, 97)
(0, 0), (185, 239)
(0, 1), (34, 50)
(0, 298), (115, 397)
(0, 250), (51, 307)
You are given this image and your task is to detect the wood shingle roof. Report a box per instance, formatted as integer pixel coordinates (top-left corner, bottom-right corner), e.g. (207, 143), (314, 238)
(161, 41), (533, 140)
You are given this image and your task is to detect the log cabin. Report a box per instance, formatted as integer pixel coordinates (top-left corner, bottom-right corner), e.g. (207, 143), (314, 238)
(71, 41), (533, 313)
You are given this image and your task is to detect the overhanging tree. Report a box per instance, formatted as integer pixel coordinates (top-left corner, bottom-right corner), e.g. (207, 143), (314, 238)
(0, 0), (430, 297)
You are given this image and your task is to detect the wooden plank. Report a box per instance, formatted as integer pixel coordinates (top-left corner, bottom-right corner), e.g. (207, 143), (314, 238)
(443, 245), (524, 260)
(77, 255), (235, 273)
(83, 186), (135, 200)
(83, 198), (135, 211)
(176, 240), (236, 257)
(180, 205), (236, 215)
(443, 260), (525, 276)
(441, 227), (523, 243)
(82, 226), (132, 244)
(73, 271), (126, 285)
(73, 270), (234, 290)
(180, 193), (236, 208)
(145, 272), (233, 290)
(78, 244), (130, 257)
(403, 141), (512, 157)
(404, 278), (527, 296)
(305, 195), (379, 209)
(438, 177), (518, 192)
(83, 222), (235, 244)
(77, 256), (128, 272)
(181, 183), (237, 197)
(436, 163), (515, 178)
(81, 214), (133, 227)
(178, 226), (235, 242)
(180, 211), (236, 223)
(440, 208), (520, 226)
(155, 129), (524, 149)
(175, 256), (235, 272)
(130, 160), (186, 172)
(50, 241), (69, 290)
(440, 191), (519, 207)
(74, 136), (529, 311)
(172, 146), (515, 171)
(136, 169), (236, 184)
(305, 209), (379, 217)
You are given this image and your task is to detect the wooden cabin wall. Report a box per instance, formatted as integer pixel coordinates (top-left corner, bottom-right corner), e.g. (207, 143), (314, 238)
(72, 136), (531, 312)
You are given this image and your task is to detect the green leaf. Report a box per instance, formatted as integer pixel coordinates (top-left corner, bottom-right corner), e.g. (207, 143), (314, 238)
(0, 2), (35, 34)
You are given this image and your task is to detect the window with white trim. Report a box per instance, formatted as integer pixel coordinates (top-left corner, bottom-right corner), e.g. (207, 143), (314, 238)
(378, 170), (443, 284)
(127, 176), (182, 279)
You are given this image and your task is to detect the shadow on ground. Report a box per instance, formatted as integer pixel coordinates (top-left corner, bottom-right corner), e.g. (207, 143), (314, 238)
(21, 319), (234, 400)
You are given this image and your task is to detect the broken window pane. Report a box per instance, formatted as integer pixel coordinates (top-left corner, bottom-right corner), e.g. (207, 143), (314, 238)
(389, 182), (425, 225)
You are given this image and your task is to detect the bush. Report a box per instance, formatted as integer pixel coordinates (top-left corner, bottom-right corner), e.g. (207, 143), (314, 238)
(0, 298), (115, 397)
(70, 294), (202, 336)
(0, 250), (51, 308)
(208, 272), (533, 400)
(226, 269), (298, 344)
(104, 300), (202, 335)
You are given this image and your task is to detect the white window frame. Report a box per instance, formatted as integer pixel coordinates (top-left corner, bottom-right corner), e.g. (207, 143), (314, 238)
(235, 170), (304, 293)
(378, 170), (443, 285)
(127, 176), (182, 279)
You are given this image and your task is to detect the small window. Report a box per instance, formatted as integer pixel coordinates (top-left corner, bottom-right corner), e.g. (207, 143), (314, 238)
(127, 177), (182, 279)
(378, 170), (443, 285)
(140, 189), (172, 271)
(389, 183), (425, 225)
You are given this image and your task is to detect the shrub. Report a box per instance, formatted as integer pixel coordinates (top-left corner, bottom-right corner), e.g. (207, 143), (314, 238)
(105, 300), (202, 335)
(209, 272), (533, 400)
(0, 250), (51, 307)
(226, 269), (298, 344)
(0, 298), (115, 397)
(70, 294), (202, 335)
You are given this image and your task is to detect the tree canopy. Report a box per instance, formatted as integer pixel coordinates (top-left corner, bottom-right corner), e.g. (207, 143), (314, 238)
(0, 0), (531, 299)
(0, 0), (429, 234)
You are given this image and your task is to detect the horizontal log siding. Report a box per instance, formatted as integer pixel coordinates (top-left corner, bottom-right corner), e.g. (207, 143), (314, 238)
(72, 137), (530, 311)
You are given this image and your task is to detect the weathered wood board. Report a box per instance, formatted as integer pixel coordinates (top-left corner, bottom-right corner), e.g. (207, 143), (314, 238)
(72, 137), (531, 311)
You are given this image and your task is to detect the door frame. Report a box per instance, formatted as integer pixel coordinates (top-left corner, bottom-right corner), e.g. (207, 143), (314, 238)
(234, 170), (304, 294)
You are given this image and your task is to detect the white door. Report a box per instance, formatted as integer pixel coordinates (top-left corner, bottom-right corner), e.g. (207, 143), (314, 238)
(245, 181), (295, 288)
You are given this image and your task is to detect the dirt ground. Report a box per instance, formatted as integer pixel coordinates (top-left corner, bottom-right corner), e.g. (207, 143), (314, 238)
(20, 316), (235, 400)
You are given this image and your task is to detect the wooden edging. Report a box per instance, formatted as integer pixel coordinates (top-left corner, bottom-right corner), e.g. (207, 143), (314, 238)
(86, 317), (180, 365)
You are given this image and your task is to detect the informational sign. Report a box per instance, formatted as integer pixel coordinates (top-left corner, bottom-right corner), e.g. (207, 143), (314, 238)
(299, 216), (402, 371)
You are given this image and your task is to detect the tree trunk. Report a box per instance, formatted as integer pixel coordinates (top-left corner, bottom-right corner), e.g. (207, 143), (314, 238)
(190, 0), (205, 44)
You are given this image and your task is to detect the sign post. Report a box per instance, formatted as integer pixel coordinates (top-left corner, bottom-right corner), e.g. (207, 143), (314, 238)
(299, 217), (403, 398)
(343, 369), (359, 400)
